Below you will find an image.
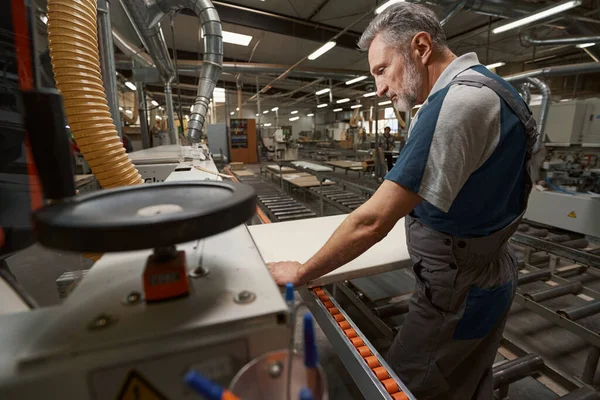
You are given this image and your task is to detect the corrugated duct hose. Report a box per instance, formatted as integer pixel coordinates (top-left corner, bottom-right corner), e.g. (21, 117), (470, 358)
(47, 0), (143, 189)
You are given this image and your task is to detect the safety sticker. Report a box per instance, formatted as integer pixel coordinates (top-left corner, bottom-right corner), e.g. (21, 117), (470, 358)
(116, 370), (168, 400)
(568, 211), (577, 218)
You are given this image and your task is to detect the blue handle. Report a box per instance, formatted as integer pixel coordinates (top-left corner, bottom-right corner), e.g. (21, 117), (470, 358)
(299, 387), (315, 400)
(303, 313), (318, 368)
(184, 370), (223, 400)
(285, 282), (295, 304)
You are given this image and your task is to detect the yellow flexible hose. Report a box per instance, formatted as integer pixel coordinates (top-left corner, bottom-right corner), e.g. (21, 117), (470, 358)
(47, 0), (142, 188)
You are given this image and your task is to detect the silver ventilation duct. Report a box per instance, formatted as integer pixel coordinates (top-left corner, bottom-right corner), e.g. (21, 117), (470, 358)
(526, 78), (550, 153)
(522, 34), (600, 47)
(503, 61), (600, 82)
(119, 0), (223, 143)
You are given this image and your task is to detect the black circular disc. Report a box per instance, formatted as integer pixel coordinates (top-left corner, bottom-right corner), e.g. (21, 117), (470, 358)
(33, 181), (257, 252)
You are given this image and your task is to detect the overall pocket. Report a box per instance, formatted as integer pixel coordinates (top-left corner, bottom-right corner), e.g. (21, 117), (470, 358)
(413, 259), (459, 313)
(453, 281), (513, 340)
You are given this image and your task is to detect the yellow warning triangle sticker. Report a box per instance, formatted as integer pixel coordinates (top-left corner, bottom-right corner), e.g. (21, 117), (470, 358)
(116, 370), (169, 400)
(568, 211), (577, 218)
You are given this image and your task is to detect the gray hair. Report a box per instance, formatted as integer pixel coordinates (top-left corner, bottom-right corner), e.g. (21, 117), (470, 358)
(358, 3), (447, 54)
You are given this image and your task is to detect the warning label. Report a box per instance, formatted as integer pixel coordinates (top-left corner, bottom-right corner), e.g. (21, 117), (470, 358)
(116, 370), (168, 400)
(568, 211), (577, 218)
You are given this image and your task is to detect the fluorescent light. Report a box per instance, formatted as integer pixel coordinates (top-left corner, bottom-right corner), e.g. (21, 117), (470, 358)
(363, 91), (377, 97)
(307, 113), (314, 117)
(118, 106), (123, 111)
(316, 88), (331, 96)
(346, 76), (368, 85)
(125, 110), (133, 115)
(151, 100), (159, 106)
(271, 107), (279, 111)
(493, 0), (583, 34)
(184, 115), (189, 119)
(308, 41), (336, 60)
(376, 0), (405, 14)
(213, 87), (225, 103)
(289, 116), (300, 121)
(40, 15), (48, 24)
(263, 110), (269, 114)
(236, 107), (239, 111)
(577, 43), (596, 48)
(209, 31), (252, 46)
(256, 113), (260, 116)
(65, 125), (70, 129)
(351, 104), (363, 109)
(291, 110), (298, 114)
(336, 98), (350, 104)
(317, 103), (328, 108)
(264, 123), (272, 127)
(155, 115), (162, 120)
(230, 111), (235, 115)
(125, 81), (136, 90)
(158, 106), (164, 111)
(333, 108), (343, 112)
(485, 62), (506, 69)
(379, 100), (392, 106)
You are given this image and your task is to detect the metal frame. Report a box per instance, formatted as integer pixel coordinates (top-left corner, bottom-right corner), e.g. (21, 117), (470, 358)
(335, 282), (394, 339)
(299, 287), (416, 400)
(511, 233), (600, 268)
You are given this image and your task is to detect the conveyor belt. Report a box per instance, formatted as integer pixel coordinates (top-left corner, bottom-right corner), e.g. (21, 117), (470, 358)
(309, 185), (366, 213)
(230, 173), (317, 223)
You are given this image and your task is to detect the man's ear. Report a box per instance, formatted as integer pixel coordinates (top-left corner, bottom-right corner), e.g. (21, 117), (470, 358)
(411, 32), (433, 65)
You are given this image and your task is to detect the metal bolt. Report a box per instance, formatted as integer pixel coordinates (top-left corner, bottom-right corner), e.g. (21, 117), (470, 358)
(234, 290), (256, 304)
(267, 361), (283, 378)
(123, 291), (142, 305)
(189, 265), (210, 278)
(89, 314), (114, 330)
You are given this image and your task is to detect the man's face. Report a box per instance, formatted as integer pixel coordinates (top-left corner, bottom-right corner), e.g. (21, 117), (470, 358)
(384, 128), (391, 136)
(368, 34), (424, 112)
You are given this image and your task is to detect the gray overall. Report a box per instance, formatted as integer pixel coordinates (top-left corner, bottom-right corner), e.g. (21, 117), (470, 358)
(387, 75), (538, 399)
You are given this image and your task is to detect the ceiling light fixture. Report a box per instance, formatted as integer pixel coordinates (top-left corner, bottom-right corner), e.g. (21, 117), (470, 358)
(336, 98), (350, 104)
(236, 107), (239, 111)
(316, 88), (331, 96)
(379, 100), (392, 106)
(151, 100), (159, 106)
(125, 81), (137, 91)
(363, 91), (377, 97)
(291, 110), (298, 114)
(40, 14), (48, 24)
(263, 110), (269, 114)
(271, 107), (279, 111)
(213, 87), (225, 103)
(307, 113), (314, 117)
(289, 116), (300, 121)
(308, 41), (336, 60)
(230, 111), (235, 115)
(375, 0), (405, 14)
(492, 0), (583, 34)
(201, 30), (252, 46)
(485, 62), (506, 69)
(256, 113), (260, 116)
(345, 76), (368, 85)
(317, 103), (328, 108)
(264, 123), (272, 127)
(184, 115), (189, 119)
(577, 43), (596, 48)
(118, 106), (123, 111)
(333, 108), (343, 112)
(351, 104), (363, 109)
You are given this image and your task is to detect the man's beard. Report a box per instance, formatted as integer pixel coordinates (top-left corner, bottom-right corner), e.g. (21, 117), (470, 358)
(393, 58), (422, 112)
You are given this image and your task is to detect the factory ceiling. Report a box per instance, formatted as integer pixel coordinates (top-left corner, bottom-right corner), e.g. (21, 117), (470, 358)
(35, 0), (600, 113)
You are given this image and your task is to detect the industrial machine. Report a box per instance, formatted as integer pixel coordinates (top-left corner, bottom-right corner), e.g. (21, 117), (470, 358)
(527, 98), (600, 238)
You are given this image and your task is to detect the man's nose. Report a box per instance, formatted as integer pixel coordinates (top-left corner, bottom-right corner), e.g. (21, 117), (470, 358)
(376, 80), (388, 98)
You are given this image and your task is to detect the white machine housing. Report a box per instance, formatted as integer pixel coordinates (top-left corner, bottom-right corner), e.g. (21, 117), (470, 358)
(0, 146), (289, 399)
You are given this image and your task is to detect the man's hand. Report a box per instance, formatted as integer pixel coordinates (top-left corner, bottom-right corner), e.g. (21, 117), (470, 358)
(267, 261), (306, 286)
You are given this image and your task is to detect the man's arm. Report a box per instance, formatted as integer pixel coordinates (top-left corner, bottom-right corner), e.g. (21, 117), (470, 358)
(268, 181), (421, 286)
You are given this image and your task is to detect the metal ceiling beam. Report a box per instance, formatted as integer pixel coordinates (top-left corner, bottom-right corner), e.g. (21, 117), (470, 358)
(180, 1), (361, 49)
(307, 0), (331, 21)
